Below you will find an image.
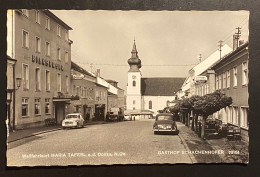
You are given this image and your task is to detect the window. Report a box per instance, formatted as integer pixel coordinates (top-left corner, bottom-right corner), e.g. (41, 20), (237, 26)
(45, 98), (50, 114)
(233, 67), (238, 87)
(35, 68), (41, 91)
(84, 87), (87, 97)
(73, 85), (76, 95)
(57, 48), (61, 60)
(35, 98), (41, 115)
(133, 80), (136, 87)
(65, 30), (69, 41)
(219, 75), (222, 90)
(57, 73), (61, 92)
(96, 91), (99, 101)
(35, 10), (40, 24)
(22, 64), (29, 90)
(45, 42), (50, 56)
(227, 70), (230, 88)
(240, 107), (249, 128)
(133, 100), (135, 104)
(57, 25), (61, 37)
(35, 37), (41, 53)
(22, 30), (29, 48)
(227, 106), (232, 123)
(22, 9), (29, 17)
(66, 76), (69, 93)
(149, 100), (152, 109)
(81, 87), (84, 97)
(216, 76), (219, 90)
(77, 87), (80, 96)
(22, 98), (29, 117)
(242, 61), (248, 85)
(45, 16), (50, 30)
(65, 52), (69, 63)
(232, 107), (239, 125)
(45, 70), (50, 91)
(223, 72), (227, 89)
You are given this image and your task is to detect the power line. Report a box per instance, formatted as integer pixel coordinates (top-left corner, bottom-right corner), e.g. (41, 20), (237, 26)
(74, 61), (197, 67)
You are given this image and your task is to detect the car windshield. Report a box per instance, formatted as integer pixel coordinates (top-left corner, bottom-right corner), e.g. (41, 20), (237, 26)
(157, 115), (173, 121)
(66, 115), (79, 119)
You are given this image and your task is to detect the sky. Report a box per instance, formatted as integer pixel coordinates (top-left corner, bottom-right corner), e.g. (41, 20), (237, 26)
(51, 10), (249, 91)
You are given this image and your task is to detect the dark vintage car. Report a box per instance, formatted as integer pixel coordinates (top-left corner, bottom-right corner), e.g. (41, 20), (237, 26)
(153, 113), (179, 135)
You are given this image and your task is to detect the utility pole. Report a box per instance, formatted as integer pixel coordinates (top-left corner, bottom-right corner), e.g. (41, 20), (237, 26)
(90, 63), (93, 73)
(235, 27), (241, 47)
(218, 40), (223, 59)
(199, 54), (202, 63)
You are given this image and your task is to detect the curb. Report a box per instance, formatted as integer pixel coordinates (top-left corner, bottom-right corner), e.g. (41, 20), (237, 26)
(7, 121), (113, 143)
(178, 131), (198, 163)
(8, 128), (62, 143)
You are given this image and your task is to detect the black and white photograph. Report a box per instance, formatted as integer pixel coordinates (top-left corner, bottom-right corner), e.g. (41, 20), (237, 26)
(6, 9), (249, 166)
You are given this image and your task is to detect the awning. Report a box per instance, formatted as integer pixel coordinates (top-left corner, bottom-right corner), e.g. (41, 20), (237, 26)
(53, 98), (71, 103)
(124, 109), (154, 115)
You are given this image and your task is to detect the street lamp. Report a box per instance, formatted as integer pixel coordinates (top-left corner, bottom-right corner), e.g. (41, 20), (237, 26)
(16, 77), (22, 89)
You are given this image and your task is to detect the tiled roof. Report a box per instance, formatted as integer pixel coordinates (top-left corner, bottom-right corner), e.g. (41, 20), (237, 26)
(141, 77), (186, 96)
(71, 61), (96, 78)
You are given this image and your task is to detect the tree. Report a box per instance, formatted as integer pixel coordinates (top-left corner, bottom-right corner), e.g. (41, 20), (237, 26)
(193, 91), (232, 139)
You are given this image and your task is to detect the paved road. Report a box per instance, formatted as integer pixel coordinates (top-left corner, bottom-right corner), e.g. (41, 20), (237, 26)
(7, 119), (192, 166)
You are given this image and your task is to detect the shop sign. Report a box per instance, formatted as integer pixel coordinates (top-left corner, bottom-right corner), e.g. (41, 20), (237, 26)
(32, 55), (64, 71)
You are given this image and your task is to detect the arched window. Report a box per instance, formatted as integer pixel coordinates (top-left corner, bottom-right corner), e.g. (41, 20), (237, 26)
(149, 100), (152, 109)
(133, 100), (135, 104)
(133, 80), (136, 87)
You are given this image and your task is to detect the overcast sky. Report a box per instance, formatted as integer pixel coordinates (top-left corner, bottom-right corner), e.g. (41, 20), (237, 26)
(52, 10), (249, 90)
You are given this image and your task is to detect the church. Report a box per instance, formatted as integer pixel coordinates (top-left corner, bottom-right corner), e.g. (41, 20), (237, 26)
(126, 40), (186, 119)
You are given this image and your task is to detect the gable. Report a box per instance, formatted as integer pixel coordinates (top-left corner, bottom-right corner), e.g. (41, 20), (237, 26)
(141, 77), (185, 96)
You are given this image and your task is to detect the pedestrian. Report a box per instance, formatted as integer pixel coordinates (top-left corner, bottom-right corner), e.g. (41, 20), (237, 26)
(106, 112), (110, 122)
(85, 112), (90, 122)
(133, 116), (135, 121)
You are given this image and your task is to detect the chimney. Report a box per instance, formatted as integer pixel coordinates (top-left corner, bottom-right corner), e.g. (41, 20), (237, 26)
(96, 69), (100, 77)
(239, 40), (244, 46)
(233, 35), (239, 50)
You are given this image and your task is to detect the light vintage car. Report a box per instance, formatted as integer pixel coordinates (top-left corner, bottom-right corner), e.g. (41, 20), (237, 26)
(124, 114), (132, 121)
(153, 113), (179, 135)
(62, 113), (84, 129)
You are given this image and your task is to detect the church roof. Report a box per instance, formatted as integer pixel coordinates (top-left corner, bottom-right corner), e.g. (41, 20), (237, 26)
(141, 77), (186, 96)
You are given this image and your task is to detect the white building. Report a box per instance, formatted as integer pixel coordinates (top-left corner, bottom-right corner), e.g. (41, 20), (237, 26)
(126, 41), (185, 119)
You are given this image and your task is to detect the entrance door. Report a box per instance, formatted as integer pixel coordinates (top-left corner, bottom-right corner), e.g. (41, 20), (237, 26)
(55, 103), (65, 124)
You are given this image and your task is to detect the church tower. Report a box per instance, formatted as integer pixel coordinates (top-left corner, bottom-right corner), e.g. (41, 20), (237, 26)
(126, 40), (142, 111)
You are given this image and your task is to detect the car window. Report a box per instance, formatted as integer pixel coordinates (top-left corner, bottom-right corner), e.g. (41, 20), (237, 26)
(157, 115), (173, 121)
(66, 115), (78, 119)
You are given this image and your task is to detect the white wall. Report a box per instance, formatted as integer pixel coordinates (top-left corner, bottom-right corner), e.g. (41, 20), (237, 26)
(126, 71), (141, 110)
(142, 96), (175, 114)
(127, 72), (141, 95)
(127, 95), (141, 110)
(7, 10), (14, 58)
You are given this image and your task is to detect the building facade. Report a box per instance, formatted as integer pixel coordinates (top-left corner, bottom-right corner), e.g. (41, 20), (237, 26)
(212, 42), (249, 141)
(106, 79), (125, 112)
(69, 62), (96, 120)
(94, 83), (108, 120)
(6, 56), (17, 131)
(7, 9), (73, 128)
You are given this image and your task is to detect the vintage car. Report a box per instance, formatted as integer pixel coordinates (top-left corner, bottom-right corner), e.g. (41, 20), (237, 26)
(62, 113), (84, 129)
(124, 114), (131, 121)
(153, 113), (179, 135)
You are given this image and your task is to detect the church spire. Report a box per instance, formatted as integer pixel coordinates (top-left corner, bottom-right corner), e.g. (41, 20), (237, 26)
(128, 39), (142, 72)
(131, 39), (138, 58)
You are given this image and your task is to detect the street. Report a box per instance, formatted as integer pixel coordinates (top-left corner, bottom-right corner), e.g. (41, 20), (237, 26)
(7, 119), (192, 166)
